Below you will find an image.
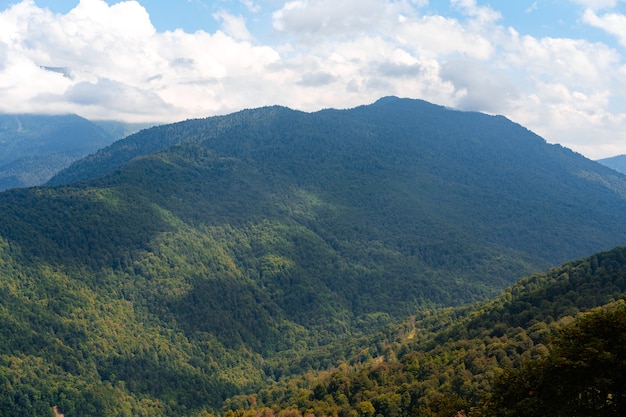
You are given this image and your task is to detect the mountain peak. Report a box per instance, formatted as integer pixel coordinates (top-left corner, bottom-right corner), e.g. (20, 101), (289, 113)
(3, 98), (626, 415)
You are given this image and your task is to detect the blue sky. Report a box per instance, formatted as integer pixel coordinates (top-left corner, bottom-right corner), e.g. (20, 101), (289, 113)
(53, 0), (620, 46)
(0, 0), (625, 158)
(15, 0), (619, 43)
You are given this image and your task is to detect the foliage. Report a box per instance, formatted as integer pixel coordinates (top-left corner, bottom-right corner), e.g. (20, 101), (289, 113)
(220, 248), (626, 417)
(483, 301), (626, 416)
(0, 98), (626, 414)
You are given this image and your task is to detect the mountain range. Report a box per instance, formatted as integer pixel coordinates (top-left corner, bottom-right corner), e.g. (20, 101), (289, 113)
(0, 114), (152, 191)
(597, 154), (626, 174)
(1, 97), (625, 415)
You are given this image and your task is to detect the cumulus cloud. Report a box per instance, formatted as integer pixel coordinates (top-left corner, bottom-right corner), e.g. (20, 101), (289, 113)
(583, 9), (626, 47)
(450, 0), (502, 24)
(0, 0), (280, 121)
(65, 78), (173, 116)
(506, 35), (621, 91)
(240, 0), (261, 13)
(395, 14), (495, 60)
(213, 10), (253, 42)
(376, 61), (423, 78)
(440, 59), (518, 113)
(297, 71), (336, 87)
(0, 0), (625, 158)
(272, 0), (410, 40)
(508, 83), (626, 158)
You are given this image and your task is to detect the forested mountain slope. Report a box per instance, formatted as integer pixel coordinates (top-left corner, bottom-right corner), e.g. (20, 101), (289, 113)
(49, 97), (626, 272)
(1, 97), (626, 414)
(0, 114), (116, 190)
(224, 247), (626, 416)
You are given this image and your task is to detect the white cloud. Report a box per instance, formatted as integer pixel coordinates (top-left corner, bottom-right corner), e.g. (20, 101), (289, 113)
(0, 0), (626, 158)
(491, 28), (626, 158)
(64, 78), (174, 116)
(440, 59), (518, 113)
(450, 0), (501, 24)
(583, 9), (626, 47)
(213, 10), (253, 42)
(507, 35), (621, 90)
(272, 0), (410, 40)
(570, 0), (620, 10)
(507, 82), (626, 158)
(395, 14), (495, 60)
(0, 0), (280, 121)
(525, 2), (539, 13)
(240, 0), (261, 13)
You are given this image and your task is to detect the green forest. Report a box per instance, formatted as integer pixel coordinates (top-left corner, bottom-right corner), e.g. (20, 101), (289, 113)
(218, 248), (626, 417)
(1, 97), (626, 415)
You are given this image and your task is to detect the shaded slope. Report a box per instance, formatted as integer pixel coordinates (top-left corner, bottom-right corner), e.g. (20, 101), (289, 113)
(0, 98), (626, 414)
(19, 97), (626, 329)
(49, 98), (626, 267)
(224, 247), (626, 417)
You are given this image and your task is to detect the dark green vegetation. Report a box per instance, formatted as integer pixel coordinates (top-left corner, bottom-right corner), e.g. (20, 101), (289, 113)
(1, 97), (626, 415)
(486, 300), (626, 416)
(597, 154), (626, 175)
(0, 114), (117, 190)
(222, 247), (626, 417)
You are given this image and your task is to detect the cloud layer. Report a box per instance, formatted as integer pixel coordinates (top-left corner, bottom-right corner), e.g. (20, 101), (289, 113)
(0, 0), (625, 158)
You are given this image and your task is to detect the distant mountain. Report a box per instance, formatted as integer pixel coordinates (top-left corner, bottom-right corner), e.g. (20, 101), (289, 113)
(1, 97), (626, 414)
(92, 119), (156, 140)
(597, 154), (626, 174)
(0, 114), (117, 190)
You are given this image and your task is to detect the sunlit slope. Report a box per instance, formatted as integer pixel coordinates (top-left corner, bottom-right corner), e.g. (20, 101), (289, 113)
(1, 97), (626, 414)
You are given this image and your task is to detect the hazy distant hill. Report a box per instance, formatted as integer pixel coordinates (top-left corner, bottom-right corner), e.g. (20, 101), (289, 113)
(0, 114), (117, 190)
(1, 97), (626, 414)
(92, 119), (156, 140)
(597, 154), (626, 174)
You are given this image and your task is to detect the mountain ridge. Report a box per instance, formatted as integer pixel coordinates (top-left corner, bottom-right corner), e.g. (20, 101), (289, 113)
(0, 113), (118, 190)
(1, 97), (626, 414)
(597, 154), (626, 175)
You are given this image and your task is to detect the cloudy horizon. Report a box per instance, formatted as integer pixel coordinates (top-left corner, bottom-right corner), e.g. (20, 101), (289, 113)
(0, 0), (625, 159)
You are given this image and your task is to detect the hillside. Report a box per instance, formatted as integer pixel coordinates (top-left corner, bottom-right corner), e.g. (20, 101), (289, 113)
(223, 247), (626, 416)
(49, 97), (626, 269)
(597, 154), (626, 174)
(0, 114), (117, 190)
(1, 97), (626, 414)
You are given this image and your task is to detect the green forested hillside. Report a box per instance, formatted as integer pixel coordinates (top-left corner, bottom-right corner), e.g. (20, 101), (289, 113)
(50, 97), (626, 266)
(0, 98), (626, 415)
(0, 114), (116, 190)
(222, 247), (626, 417)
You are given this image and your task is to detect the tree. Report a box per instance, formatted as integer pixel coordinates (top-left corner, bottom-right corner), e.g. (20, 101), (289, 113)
(482, 301), (626, 417)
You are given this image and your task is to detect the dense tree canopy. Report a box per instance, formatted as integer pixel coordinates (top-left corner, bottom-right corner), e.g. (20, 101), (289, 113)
(484, 301), (626, 417)
(220, 248), (626, 417)
(1, 98), (626, 414)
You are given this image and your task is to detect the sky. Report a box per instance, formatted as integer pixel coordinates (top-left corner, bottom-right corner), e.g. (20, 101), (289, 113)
(0, 0), (625, 159)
